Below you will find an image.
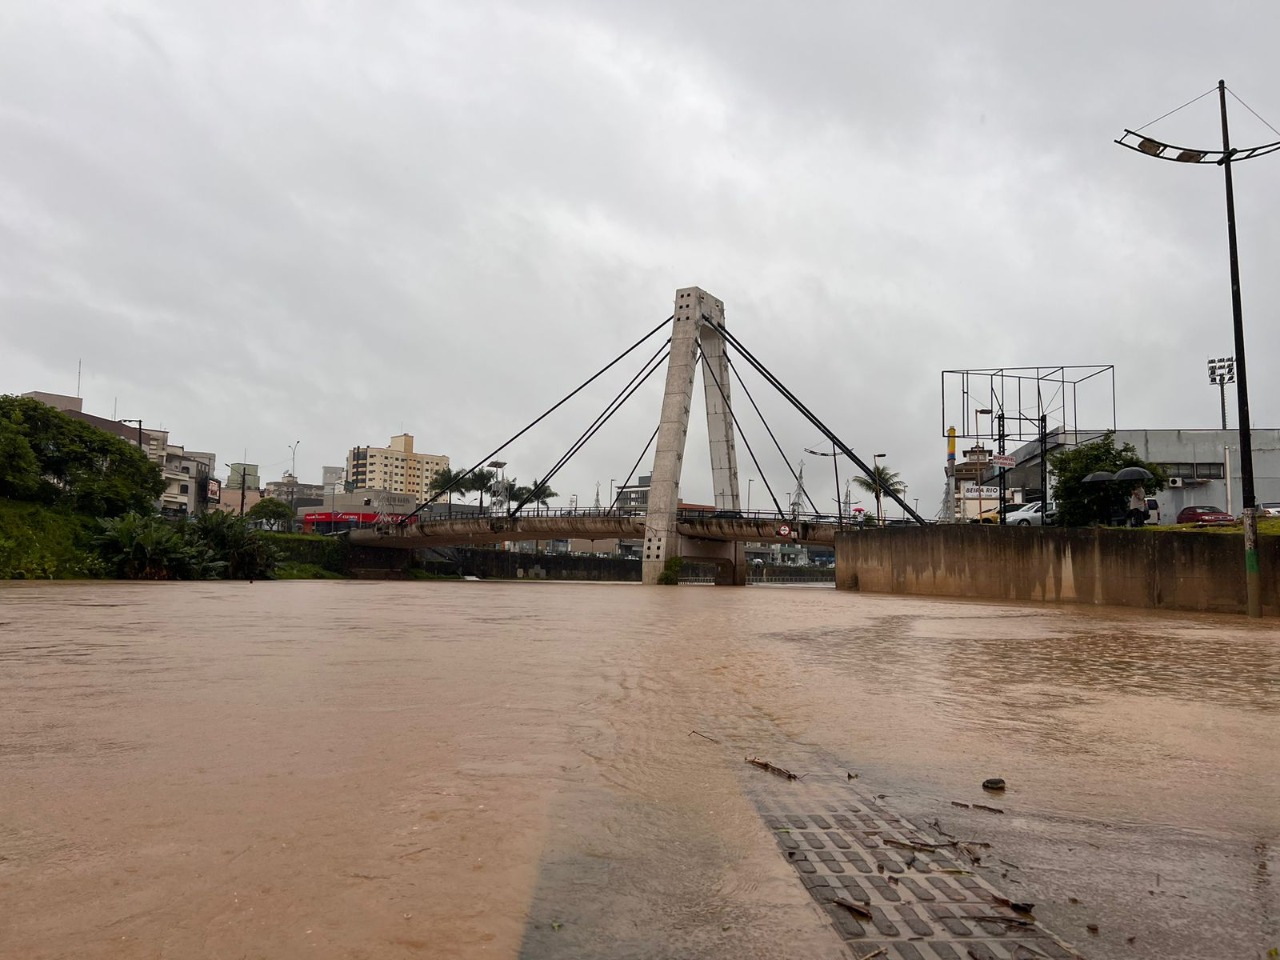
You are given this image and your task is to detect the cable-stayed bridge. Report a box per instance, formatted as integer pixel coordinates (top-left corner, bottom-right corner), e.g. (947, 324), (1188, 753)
(349, 286), (923, 584)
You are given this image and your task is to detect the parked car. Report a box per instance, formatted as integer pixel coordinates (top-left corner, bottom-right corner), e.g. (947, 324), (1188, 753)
(972, 502), (1026, 524)
(1144, 497), (1160, 525)
(1175, 505), (1234, 525)
(1005, 501), (1057, 526)
(1259, 502), (1280, 517)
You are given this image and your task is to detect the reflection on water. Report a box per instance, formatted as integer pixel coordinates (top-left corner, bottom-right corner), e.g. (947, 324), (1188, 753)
(0, 581), (1276, 959)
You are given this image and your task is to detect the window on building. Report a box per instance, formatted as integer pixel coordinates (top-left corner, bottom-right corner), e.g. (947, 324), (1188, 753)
(1196, 462), (1225, 479)
(179, 483), (189, 494)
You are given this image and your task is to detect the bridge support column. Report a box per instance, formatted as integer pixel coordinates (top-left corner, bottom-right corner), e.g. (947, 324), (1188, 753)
(643, 287), (741, 585)
(681, 538), (747, 586)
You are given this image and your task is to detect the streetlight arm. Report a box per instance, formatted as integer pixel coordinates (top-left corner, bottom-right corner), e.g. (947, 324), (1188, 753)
(1114, 129), (1280, 163)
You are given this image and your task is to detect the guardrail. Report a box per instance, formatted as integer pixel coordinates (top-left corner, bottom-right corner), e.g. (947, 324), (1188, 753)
(392, 507), (904, 526)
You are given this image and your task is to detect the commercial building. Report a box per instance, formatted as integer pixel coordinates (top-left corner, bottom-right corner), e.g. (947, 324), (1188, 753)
(346, 434), (449, 500)
(943, 443), (1000, 522)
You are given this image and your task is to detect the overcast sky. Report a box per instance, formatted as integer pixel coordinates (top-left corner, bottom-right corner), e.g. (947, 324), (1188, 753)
(5, 1), (1280, 515)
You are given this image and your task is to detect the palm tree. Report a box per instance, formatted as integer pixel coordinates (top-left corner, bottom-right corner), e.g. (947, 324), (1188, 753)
(851, 464), (906, 525)
(509, 479), (559, 513)
(429, 467), (468, 504)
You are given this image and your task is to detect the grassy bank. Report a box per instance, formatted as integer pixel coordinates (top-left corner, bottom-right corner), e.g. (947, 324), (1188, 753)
(265, 532), (348, 575)
(0, 499), (100, 579)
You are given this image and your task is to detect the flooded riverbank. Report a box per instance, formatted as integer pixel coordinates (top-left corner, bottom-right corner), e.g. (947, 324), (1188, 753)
(1, 581), (1275, 958)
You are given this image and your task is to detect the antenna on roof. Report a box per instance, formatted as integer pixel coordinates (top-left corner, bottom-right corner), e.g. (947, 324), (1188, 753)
(76, 359), (81, 398)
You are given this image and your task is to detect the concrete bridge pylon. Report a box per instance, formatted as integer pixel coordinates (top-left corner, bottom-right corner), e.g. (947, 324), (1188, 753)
(642, 287), (745, 585)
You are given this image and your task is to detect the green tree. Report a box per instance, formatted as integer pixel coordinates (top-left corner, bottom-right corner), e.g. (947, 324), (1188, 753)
(94, 513), (220, 580)
(247, 497), (295, 531)
(192, 510), (278, 580)
(1049, 432), (1165, 527)
(428, 467), (468, 504)
(0, 418), (41, 499)
(460, 469), (497, 512)
(0, 395), (164, 516)
(429, 467), (514, 512)
(509, 478), (559, 511)
(851, 464), (906, 524)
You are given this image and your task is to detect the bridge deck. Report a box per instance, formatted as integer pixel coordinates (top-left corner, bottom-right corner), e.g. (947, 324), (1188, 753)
(347, 512), (846, 549)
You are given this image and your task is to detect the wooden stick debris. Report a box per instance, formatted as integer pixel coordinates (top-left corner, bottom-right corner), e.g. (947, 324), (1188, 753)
(689, 730), (720, 743)
(831, 898), (874, 921)
(745, 757), (799, 780)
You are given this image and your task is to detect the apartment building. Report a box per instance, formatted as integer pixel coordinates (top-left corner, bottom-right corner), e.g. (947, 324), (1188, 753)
(346, 434), (449, 499)
(23, 391), (216, 516)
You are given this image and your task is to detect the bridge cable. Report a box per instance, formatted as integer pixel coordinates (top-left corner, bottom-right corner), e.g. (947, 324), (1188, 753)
(509, 342), (671, 517)
(508, 341), (670, 517)
(723, 352), (820, 515)
(712, 321), (926, 525)
(696, 341), (787, 517)
(608, 424), (659, 512)
(401, 315), (673, 523)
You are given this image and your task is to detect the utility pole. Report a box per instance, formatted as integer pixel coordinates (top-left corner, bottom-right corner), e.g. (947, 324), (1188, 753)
(121, 418), (144, 452)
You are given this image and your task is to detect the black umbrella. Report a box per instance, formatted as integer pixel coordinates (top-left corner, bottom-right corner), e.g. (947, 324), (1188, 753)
(1082, 471), (1115, 483)
(1113, 466), (1155, 483)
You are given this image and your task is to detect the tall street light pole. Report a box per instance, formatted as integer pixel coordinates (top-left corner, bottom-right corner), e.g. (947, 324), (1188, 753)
(1116, 80), (1279, 617)
(288, 440), (301, 531)
(1208, 357), (1235, 429)
(873, 453), (887, 526)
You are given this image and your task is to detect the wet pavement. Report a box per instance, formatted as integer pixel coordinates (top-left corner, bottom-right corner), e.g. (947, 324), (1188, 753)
(0, 580), (1276, 959)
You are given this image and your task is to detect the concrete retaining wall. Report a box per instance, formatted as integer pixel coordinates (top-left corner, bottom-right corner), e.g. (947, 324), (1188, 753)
(835, 526), (1280, 616)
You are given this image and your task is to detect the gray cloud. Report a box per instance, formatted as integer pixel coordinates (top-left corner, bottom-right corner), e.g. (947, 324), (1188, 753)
(4, 1), (1279, 512)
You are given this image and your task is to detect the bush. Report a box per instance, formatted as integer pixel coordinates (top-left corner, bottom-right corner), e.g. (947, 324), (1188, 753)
(266, 532), (348, 573)
(0, 499), (102, 579)
(656, 556), (683, 585)
(275, 562), (346, 580)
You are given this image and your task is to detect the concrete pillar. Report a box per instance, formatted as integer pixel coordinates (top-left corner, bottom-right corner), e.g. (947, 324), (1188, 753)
(642, 288), (703, 584)
(699, 308), (740, 513)
(642, 287), (742, 585)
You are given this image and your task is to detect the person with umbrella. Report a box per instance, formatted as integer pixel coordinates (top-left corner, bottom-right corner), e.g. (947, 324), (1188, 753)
(1115, 466), (1156, 527)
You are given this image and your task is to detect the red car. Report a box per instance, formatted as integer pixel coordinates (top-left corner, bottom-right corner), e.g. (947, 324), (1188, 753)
(1175, 505), (1235, 525)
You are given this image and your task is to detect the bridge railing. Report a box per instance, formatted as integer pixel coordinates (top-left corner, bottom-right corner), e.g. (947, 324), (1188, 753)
(364, 506), (927, 528)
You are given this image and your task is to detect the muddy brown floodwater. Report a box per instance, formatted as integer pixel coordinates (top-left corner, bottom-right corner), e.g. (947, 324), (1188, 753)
(0, 580), (1276, 959)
